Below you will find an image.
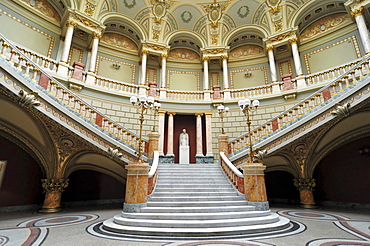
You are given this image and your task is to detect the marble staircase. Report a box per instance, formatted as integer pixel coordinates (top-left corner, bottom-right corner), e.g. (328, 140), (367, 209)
(103, 163), (290, 240)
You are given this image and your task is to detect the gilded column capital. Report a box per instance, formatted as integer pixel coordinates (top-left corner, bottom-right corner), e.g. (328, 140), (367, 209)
(92, 32), (102, 40)
(66, 19), (77, 28)
(288, 37), (299, 45)
(221, 55), (228, 61)
(161, 53), (168, 59)
(266, 45), (274, 52)
(141, 49), (149, 56)
(294, 178), (316, 191)
(167, 111), (176, 116)
(204, 112), (213, 117)
(195, 112), (204, 117)
(158, 110), (167, 115)
(41, 179), (69, 193)
(202, 56), (210, 62)
(351, 6), (364, 17)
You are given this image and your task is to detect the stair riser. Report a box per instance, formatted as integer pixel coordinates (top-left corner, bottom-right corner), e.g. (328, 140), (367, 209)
(154, 188), (235, 192)
(152, 192), (238, 197)
(155, 184), (232, 188)
(140, 206), (255, 213)
(149, 197), (244, 202)
(147, 201), (248, 207)
(122, 212), (271, 220)
(112, 217), (281, 228)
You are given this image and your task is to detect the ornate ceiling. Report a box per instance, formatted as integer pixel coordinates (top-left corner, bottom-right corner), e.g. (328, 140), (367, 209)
(16, 0), (349, 55)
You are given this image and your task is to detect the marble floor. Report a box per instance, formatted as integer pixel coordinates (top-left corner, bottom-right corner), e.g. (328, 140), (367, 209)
(0, 204), (369, 246)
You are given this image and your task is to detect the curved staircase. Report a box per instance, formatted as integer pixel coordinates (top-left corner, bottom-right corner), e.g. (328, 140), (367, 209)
(103, 163), (291, 240)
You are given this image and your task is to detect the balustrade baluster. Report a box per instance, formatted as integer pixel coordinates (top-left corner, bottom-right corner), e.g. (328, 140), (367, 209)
(17, 56), (25, 70)
(316, 93), (322, 106)
(267, 122), (272, 134)
(310, 97), (316, 108)
(67, 95), (73, 107)
(73, 98), (79, 110)
(79, 102), (84, 115)
(1, 43), (9, 57)
(294, 107), (299, 118)
(262, 125), (267, 136)
(25, 62), (32, 76)
(278, 115), (284, 128)
(55, 85), (62, 98)
(343, 75), (350, 88)
(85, 106), (90, 118)
(103, 118), (108, 131)
(331, 83), (337, 96)
(358, 66), (364, 77)
(32, 67), (39, 81)
(49, 80), (56, 95)
(305, 100), (310, 113)
(350, 71), (356, 82)
(90, 110), (96, 122)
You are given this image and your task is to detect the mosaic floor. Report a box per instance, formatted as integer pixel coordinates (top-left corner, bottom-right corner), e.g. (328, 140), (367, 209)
(0, 206), (369, 246)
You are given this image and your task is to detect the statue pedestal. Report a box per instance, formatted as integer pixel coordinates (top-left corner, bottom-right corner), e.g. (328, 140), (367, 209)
(179, 146), (189, 164)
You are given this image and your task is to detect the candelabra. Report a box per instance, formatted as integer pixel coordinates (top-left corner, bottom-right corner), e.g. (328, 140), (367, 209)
(130, 95), (160, 162)
(217, 104), (229, 134)
(238, 98), (260, 163)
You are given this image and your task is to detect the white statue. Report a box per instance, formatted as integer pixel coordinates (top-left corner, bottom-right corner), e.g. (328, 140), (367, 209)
(179, 129), (189, 146)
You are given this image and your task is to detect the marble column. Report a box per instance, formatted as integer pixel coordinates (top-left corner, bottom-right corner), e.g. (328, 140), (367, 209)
(294, 178), (316, 208)
(289, 38), (307, 88)
(147, 131), (160, 165)
(60, 20), (76, 63)
(58, 19), (76, 76)
(203, 56), (211, 101)
(352, 7), (370, 54)
(139, 49), (149, 95)
(88, 32), (101, 73)
(242, 164), (269, 211)
(166, 112), (176, 156)
(218, 134), (229, 156)
(39, 178), (69, 213)
(204, 112), (213, 157)
(160, 53), (168, 99)
(195, 113), (204, 158)
(123, 162), (151, 212)
(157, 110), (166, 155)
(289, 38), (303, 77)
(222, 55), (231, 100)
(267, 46), (278, 82)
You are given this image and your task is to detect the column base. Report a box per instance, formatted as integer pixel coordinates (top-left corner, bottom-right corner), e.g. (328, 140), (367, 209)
(39, 207), (62, 213)
(196, 156), (214, 164)
(123, 203), (147, 213)
(299, 203), (318, 209)
(247, 201), (269, 211)
(159, 155), (175, 164)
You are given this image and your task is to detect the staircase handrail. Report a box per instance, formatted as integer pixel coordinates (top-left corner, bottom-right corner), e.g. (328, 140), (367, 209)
(148, 151), (159, 178)
(220, 152), (243, 177)
(0, 33), (146, 147)
(219, 152), (244, 194)
(229, 54), (370, 154)
(148, 151), (159, 195)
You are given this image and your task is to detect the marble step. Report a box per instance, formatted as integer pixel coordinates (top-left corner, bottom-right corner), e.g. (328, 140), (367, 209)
(146, 200), (248, 207)
(140, 205), (256, 213)
(151, 191), (239, 197)
(154, 187), (235, 192)
(112, 213), (280, 228)
(149, 196), (244, 202)
(155, 184), (233, 189)
(120, 210), (271, 220)
(103, 216), (291, 237)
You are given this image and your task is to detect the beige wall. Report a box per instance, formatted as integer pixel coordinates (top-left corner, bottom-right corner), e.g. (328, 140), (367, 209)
(168, 70), (200, 91)
(0, 9), (53, 56)
(231, 67), (268, 89)
(97, 56), (136, 83)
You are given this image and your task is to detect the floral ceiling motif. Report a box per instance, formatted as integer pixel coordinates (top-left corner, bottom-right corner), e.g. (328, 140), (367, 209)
(21, 0), (60, 22)
(101, 33), (138, 51)
(300, 13), (351, 40)
(229, 45), (264, 59)
(168, 48), (200, 61)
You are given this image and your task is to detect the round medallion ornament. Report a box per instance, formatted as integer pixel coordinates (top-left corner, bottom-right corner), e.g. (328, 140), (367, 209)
(180, 11), (192, 23)
(123, 0), (136, 9)
(237, 6), (250, 18)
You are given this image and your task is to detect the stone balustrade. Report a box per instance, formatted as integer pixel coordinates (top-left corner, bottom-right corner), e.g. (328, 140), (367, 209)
(228, 54), (370, 157)
(0, 35), (145, 152)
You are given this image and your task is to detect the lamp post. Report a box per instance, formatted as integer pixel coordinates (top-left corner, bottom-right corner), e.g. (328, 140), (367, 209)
(130, 95), (160, 162)
(217, 104), (229, 134)
(238, 98), (260, 163)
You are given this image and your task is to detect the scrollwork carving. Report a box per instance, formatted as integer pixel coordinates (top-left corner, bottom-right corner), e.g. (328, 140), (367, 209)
(18, 90), (40, 107)
(331, 103), (351, 117)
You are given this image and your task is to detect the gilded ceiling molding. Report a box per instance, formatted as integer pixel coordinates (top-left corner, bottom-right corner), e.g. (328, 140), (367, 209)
(85, 0), (97, 16)
(150, 0), (178, 23)
(264, 28), (298, 47)
(198, 0), (232, 28)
